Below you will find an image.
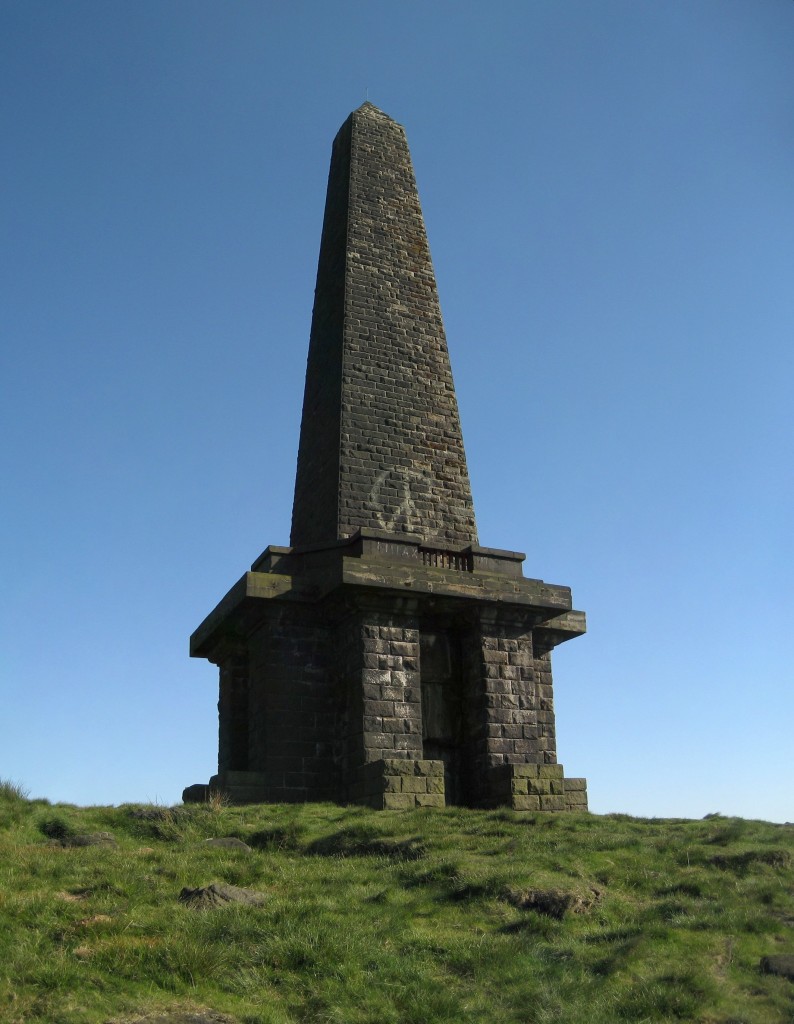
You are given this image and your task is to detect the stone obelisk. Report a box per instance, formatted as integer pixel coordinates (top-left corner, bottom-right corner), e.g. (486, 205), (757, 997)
(292, 103), (477, 549)
(185, 104), (588, 811)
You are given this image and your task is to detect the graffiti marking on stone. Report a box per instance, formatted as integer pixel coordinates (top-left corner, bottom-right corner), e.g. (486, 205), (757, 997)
(370, 469), (427, 532)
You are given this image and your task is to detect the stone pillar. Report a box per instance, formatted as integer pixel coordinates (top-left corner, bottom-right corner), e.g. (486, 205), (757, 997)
(245, 606), (336, 801)
(474, 610), (546, 767)
(338, 606), (423, 799)
(532, 648), (559, 764)
(216, 639), (249, 774)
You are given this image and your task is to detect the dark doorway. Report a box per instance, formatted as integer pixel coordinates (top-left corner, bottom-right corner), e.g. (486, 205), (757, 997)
(420, 630), (465, 804)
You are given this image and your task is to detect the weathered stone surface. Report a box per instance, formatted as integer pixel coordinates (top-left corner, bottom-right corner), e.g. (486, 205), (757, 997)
(760, 954), (794, 980)
(504, 887), (602, 919)
(182, 784), (209, 803)
(203, 838), (252, 851)
(291, 103), (477, 549)
(178, 883), (267, 910)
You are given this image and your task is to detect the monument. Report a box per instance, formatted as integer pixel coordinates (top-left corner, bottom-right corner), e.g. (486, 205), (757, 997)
(184, 103), (587, 810)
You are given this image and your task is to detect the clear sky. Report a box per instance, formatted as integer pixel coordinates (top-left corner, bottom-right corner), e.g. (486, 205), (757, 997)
(1, 1), (791, 821)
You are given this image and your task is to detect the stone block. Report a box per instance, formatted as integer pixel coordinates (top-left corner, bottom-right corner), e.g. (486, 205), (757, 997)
(383, 792), (416, 810)
(511, 778), (528, 795)
(415, 793), (445, 808)
(401, 776), (428, 793)
(539, 795), (566, 811)
(182, 784), (209, 803)
(393, 735), (421, 751)
(538, 764), (564, 779)
(383, 718), (408, 733)
(564, 777), (587, 792)
(512, 795), (541, 811)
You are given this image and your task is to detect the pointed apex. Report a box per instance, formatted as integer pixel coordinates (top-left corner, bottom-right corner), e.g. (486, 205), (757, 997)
(352, 101), (394, 121)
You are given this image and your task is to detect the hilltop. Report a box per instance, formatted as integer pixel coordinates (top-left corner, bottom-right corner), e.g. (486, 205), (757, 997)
(1, 782), (792, 1023)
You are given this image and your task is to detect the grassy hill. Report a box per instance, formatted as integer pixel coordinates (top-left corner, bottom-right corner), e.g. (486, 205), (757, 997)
(1, 780), (792, 1024)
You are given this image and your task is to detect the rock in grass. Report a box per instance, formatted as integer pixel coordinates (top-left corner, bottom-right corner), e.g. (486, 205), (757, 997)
(760, 954), (794, 980)
(203, 837), (252, 851)
(178, 883), (267, 909)
(504, 886), (601, 919)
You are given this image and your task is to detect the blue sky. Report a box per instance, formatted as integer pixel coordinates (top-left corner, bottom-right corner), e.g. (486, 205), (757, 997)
(1, 1), (791, 821)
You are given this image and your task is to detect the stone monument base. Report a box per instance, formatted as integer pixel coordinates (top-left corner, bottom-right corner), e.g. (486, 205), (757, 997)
(183, 759), (587, 812)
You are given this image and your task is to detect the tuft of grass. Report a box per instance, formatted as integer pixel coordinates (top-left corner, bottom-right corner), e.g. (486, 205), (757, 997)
(0, 779), (33, 829)
(0, 779), (28, 802)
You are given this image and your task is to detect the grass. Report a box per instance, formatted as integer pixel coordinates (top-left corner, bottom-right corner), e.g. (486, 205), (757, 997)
(0, 781), (792, 1023)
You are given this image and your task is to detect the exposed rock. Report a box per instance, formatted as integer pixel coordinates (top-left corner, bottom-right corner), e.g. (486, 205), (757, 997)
(203, 837), (252, 852)
(504, 886), (602, 919)
(182, 784), (210, 803)
(178, 883), (267, 910)
(760, 954), (794, 980)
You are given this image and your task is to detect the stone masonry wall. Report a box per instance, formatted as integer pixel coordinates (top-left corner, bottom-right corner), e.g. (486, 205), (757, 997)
(290, 103), (478, 548)
(217, 641), (249, 774)
(337, 608), (423, 794)
(464, 612), (561, 803)
(477, 619), (546, 763)
(351, 758), (445, 810)
(532, 650), (559, 765)
(245, 607), (337, 802)
(289, 116), (349, 549)
(488, 763), (588, 812)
